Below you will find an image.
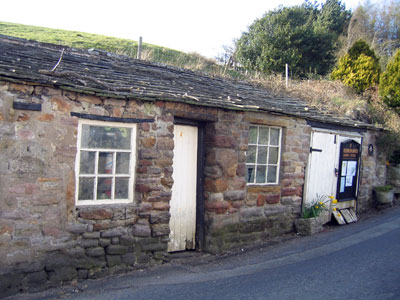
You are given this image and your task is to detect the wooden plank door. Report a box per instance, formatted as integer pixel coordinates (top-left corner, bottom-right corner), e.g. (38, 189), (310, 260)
(304, 131), (338, 205)
(168, 125), (198, 252)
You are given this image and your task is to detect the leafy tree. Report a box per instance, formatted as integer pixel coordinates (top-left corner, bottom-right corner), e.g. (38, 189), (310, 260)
(345, 0), (400, 68)
(331, 40), (380, 92)
(379, 49), (400, 112)
(236, 1), (351, 78)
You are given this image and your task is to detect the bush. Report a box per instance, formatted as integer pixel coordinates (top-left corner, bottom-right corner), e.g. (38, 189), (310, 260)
(331, 40), (380, 93)
(379, 49), (400, 112)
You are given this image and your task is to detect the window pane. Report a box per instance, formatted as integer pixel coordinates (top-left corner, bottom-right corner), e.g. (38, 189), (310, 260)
(259, 127), (269, 144)
(270, 128), (280, 146)
(268, 147), (279, 164)
(267, 166), (277, 183)
(78, 177), (94, 200)
(246, 165), (255, 183)
(256, 166), (266, 183)
(249, 126), (258, 144)
(79, 151), (95, 174)
(81, 125), (131, 150)
(246, 145), (257, 163)
(257, 146), (267, 164)
(116, 153), (130, 174)
(115, 177), (129, 199)
(97, 178), (112, 200)
(98, 152), (114, 174)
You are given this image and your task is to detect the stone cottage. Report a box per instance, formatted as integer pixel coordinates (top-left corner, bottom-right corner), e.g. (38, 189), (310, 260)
(0, 35), (386, 296)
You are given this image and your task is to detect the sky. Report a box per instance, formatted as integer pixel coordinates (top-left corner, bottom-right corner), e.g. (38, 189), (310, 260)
(0, 0), (368, 59)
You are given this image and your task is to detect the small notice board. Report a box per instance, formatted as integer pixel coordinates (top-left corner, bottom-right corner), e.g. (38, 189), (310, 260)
(336, 140), (360, 201)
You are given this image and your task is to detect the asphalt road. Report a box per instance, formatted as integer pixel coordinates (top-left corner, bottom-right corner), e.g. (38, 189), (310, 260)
(8, 206), (400, 300)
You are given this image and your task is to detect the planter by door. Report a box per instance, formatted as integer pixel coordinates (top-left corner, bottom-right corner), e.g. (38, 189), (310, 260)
(375, 189), (394, 205)
(295, 217), (324, 235)
(168, 125), (198, 252)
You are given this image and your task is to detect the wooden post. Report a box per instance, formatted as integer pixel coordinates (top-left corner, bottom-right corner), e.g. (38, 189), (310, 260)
(285, 64), (289, 89)
(137, 37), (142, 60)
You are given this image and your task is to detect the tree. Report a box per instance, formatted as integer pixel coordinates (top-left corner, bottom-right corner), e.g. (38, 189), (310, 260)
(379, 49), (400, 112)
(331, 40), (380, 93)
(236, 1), (351, 78)
(345, 0), (400, 68)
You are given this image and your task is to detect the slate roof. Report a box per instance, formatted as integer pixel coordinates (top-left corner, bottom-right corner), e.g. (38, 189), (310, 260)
(0, 35), (375, 129)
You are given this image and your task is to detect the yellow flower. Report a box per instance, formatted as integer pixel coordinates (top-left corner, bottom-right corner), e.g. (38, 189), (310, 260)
(333, 207), (337, 211)
(328, 196), (334, 199)
(319, 202), (323, 205)
(315, 205), (319, 209)
(332, 199), (338, 204)
(337, 213), (341, 217)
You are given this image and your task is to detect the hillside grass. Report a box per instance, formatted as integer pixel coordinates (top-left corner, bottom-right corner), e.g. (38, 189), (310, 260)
(0, 21), (225, 74)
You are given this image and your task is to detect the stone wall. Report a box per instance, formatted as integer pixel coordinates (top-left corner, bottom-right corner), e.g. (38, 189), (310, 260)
(358, 130), (387, 211)
(0, 80), (384, 297)
(203, 111), (310, 253)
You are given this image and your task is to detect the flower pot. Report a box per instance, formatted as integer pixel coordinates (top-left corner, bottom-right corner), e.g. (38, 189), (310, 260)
(375, 189), (394, 205)
(295, 217), (323, 236)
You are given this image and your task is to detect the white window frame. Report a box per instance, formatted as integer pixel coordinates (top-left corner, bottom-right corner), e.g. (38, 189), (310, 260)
(75, 119), (137, 205)
(246, 125), (282, 185)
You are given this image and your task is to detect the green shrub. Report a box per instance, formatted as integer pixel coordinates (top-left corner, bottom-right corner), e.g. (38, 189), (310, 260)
(331, 40), (380, 93)
(379, 49), (400, 112)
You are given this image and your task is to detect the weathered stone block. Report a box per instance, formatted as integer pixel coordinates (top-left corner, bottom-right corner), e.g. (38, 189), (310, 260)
(151, 224), (170, 237)
(266, 194), (280, 204)
(101, 227), (127, 238)
(80, 239), (99, 248)
(83, 232), (101, 239)
(223, 190), (245, 201)
(48, 266), (77, 282)
(77, 269), (88, 279)
(65, 223), (87, 234)
(106, 245), (128, 255)
(99, 238), (111, 247)
(239, 207), (265, 220)
(120, 235), (135, 246)
(122, 253), (135, 265)
(205, 201), (229, 214)
(80, 209), (113, 220)
(85, 247), (105, 257)
(140, 241), (167, 252)
(150, 211), (170, 224)
(106, 255), (122, 267)
(204, 178), (228, 193)
(132, 224), (151, 237)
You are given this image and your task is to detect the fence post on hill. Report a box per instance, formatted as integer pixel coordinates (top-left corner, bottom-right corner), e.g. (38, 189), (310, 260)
(137, 37), (142, 60)
(285, 64), (289, 89)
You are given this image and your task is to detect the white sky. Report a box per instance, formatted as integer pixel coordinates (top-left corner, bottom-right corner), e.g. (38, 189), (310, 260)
(0, 0), (367, 59)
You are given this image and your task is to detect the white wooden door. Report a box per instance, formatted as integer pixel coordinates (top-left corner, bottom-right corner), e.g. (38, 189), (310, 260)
(168, 125), (198, 252)
(304, 131), (337, 205)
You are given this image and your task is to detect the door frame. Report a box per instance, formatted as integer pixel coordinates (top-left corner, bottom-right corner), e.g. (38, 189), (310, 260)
(173, 117), (205, 251)
(304, 128), (363, 209)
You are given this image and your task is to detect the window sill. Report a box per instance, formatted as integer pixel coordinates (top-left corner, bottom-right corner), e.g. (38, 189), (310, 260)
(247, 185), (281, 193)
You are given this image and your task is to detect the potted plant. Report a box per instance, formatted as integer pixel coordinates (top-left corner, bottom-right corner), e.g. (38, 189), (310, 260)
(295, 195), (333, 235)
(374, 185), (394, 205)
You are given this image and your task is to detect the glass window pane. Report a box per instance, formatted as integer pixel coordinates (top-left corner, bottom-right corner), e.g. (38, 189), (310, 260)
(257, 146), (267, 164)
(78, 177), (94, 200)
(97, 178), (112, 200)
(256, 166), (266, 183)
(246, 165), (255, 183)
(259, 127), (269, 144)
(246, 145), (257, 163)
(249, 126), (258, 144)
(81, 125), (131, 150)
(79, 151), (95, 174)
(267, 166), (277, 183)
(115, 177), (129, 199)
(270, 128), (280, 146)
(116, 153), (130, 174)
(98, 152), (114, 174)
(268, 147), (279, 164)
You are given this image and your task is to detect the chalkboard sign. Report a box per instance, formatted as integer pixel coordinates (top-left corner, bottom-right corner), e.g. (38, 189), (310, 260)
(336, 140), (360, 201)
